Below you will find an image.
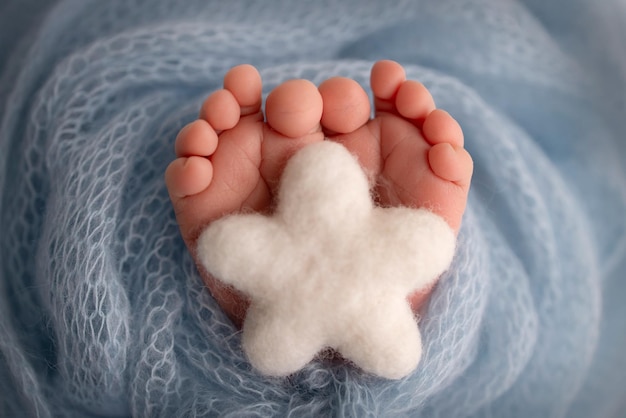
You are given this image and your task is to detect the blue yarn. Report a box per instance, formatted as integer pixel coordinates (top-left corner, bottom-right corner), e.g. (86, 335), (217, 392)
(1, 0), (625, 416)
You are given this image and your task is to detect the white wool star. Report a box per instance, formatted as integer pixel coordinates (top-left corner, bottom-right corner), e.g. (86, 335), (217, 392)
(197, 141), (456, 379)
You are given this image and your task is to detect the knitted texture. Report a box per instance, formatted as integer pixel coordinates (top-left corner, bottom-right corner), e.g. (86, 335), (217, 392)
(198, 141), (456, 379)
(1, 0), (625, 417)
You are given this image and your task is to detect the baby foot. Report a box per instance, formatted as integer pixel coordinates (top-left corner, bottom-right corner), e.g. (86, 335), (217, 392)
(318, 60), (473, 310)
(165, 64), (324, 325)
(165, 61), (473, 327)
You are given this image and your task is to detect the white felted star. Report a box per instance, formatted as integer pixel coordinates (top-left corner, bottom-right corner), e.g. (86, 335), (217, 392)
(197, 141), (456, 379)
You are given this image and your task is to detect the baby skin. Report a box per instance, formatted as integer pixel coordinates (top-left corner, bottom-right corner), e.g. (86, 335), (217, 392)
(165, 60), (473, 327)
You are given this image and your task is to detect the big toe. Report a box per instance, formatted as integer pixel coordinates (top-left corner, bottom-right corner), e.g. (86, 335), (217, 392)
(265, 79), (323, 138)
(318, 77), (371, 134)
(260, 79), (325, 190)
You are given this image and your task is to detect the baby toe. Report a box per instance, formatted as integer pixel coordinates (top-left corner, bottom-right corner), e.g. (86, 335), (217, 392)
(199, 89), (241, 131)
(175, 119), (218, 157)
(370, 60), (406, 114)
(165, 156), (213, 200)
(394, 80), (436, 126)
(422, 109), (464, 147)
(428, 143), (473, 186)
(223, 64), (263, 115)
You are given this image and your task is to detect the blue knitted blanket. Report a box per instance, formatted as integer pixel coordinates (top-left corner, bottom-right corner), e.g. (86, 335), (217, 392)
(1, 0), (625, 416)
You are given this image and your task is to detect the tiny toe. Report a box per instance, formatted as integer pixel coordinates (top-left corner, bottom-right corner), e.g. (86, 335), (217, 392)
(371, 60), (406, 114)
(318, 77), (370, 134)
(371, 60), (406, 100)
(395, 80), (436, 126)
(265, 79), (322, 138)
(165, 156), (213, 199)
(175, 119), (218, 157)
(199, 89), (241, 131)
(224, 64), (263, 115)
(422, 109), (464, 147)
(428, 143), (473, 186)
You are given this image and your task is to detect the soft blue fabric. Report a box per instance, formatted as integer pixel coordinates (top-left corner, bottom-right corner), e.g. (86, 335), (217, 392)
(1, 0), (625, 416)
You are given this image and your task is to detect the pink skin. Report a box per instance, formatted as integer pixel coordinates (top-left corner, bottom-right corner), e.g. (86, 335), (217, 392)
(165, 60), (473, 327)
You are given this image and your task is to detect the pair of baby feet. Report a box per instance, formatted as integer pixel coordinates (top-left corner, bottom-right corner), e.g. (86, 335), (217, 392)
(165, 60), (473, 326)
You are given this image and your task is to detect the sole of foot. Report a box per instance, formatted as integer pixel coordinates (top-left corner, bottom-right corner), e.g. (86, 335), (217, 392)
(165, 60), (473, 325)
